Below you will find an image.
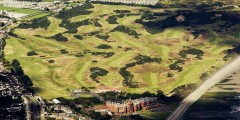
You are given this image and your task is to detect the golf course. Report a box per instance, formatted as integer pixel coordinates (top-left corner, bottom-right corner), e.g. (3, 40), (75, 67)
(4, 3), (240, 99)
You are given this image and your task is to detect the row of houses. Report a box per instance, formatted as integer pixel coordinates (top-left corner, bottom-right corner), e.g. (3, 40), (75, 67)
(94, 86), (122, 93)
(0, 0), (63, 12)
(0, 72), (26, 119)
(0, 72), (25, 99)
(0, 102), (24, 120)
(45, 104), (90, 120)
(89, 0), (158, 6)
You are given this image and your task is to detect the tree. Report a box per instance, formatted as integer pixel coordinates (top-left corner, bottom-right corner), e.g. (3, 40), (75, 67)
(88, 110), (101, 119)
(11, 59), (20, 67)
(11, 59), (24, 76)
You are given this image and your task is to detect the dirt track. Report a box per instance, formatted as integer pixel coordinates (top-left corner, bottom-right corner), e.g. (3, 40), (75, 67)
(167, 56), (240, 120)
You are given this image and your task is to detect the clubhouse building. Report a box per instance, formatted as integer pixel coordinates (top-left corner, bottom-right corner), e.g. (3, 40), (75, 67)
(106, 97), (159, 115)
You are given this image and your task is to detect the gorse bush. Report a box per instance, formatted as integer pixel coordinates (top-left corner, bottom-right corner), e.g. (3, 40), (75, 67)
(27, 51), (38, 56)
(179, 48), (204, 59)
(90, 67), (109, 81)
(73, 35), (83, 40)
(96, 44), (112, 49)
(50, 33), (68, 42)
(96, 34), (110, 40)
(107, 16), (118, 24)
(111, 25), (141, 38)
(18, 17), (50, 29)
(120, 55), (161, 86)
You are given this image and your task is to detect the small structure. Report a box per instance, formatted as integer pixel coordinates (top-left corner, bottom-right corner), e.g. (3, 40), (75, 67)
(94, 86), (122, 93)
(176, 15), (186, 22)
(52, 99), (61, 104)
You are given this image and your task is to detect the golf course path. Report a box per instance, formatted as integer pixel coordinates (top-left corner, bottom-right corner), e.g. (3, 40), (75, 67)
(167, 56), (240, 120)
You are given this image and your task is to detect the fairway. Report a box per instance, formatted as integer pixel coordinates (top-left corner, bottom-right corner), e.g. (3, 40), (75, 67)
(4, 3), (237, 99)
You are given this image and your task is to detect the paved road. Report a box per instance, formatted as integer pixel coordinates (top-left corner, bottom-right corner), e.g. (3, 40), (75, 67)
(22, 96), (31, 120)
(167, 56), (240, 120)
(26, 96), (40, 120)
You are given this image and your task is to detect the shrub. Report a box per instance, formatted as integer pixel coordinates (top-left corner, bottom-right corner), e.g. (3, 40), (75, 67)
(113, 10), (130, 14)
(96, 34), (110, 40)
(21, 75), (33, 86)
(48, 60), (55, 63)
(120, 67), (133, 86)
(56, 3), (94, 33)
(50, 33), (68, 42)
(134, 55), (161, 64)
(106, 16), (118, 24)
(179, 48), (204, 59)
(96, 44), (112, 49)
(90, 67), (109, 81)
(120, 55), (161, 86)
(167, 73), (173, 77)
(169, 64), (182, 72)
(111, 25), (140, 38)
(169, 59), (184, 72)
(89, 51), (114, 58)
(59, 49), (69, 54)
(200, 72), (208, 80)
(27, 51), (38, 56)
(87, 31), (100, 36)
(73, 35), (83, 40)
(11, 59), (24, 76)
(18, 17), (50, 29)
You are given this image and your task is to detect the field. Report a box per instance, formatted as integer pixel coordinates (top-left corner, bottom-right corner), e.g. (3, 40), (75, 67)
(0, 6), (40, 14)
(0, 5), (50, 21)
(4, 3), (239, 99)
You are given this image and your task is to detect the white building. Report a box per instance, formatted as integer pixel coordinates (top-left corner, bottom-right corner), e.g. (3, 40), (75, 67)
(52, 99), (61, 104)
(89, 0), (158, 6)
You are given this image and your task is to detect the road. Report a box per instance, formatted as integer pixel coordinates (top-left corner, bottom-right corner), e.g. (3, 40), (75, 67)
(30, 96), (40, 120)
(167, 56), (240, 120)
(22, 96), (31, 120)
